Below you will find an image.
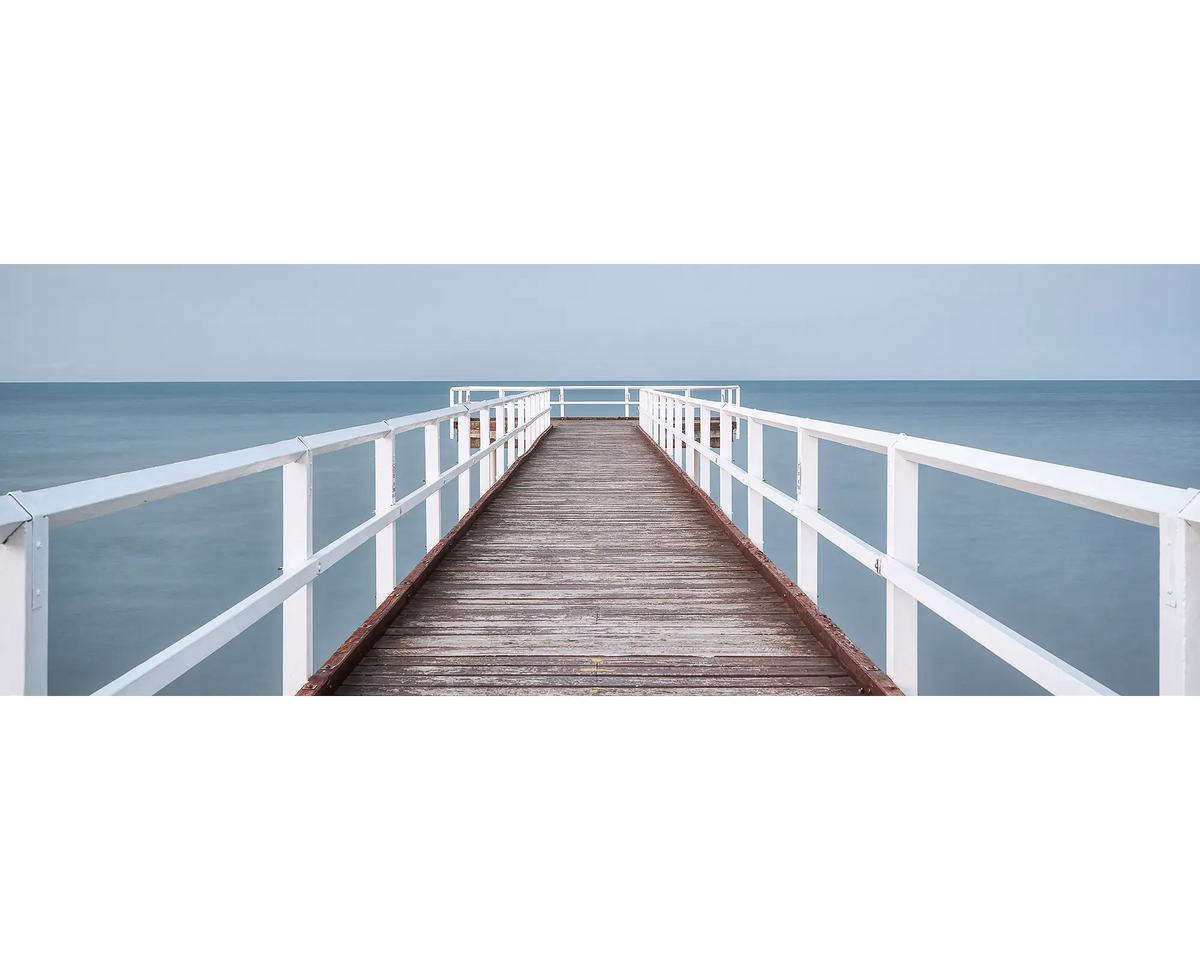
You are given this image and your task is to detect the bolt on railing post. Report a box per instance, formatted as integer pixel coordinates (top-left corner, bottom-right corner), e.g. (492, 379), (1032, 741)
(797, 427), (819, 598)
(699, 401), (711, 494)
(747, 418), (764, 549)
(457, 411), (470, 520)
(374, 432), (397, 608)
(282, 448), (313, 695)
(886, 438), (919, 694)
(1160, 494), (1200, 694)
(719, 410), (733, 517)
(0, 514), (49, 695)
(424, 422), (441, 553)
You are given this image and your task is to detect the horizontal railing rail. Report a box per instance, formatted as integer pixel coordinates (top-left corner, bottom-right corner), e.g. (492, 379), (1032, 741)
(0, 389), (554, 696)
(640, 388), (1200, 696)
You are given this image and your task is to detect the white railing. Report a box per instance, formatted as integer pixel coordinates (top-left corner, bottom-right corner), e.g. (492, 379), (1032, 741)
(0, 389), (554, 696)
(641, 388), (1200, 696)
(452, 384), (741, 428)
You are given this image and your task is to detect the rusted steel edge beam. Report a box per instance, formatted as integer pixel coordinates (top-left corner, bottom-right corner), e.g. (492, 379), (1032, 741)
(637, 430), (903, 696)
(298, 425), (556, 696)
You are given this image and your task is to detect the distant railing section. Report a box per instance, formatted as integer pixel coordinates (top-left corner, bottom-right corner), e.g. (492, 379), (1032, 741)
(641, 388), (1200, 697)
(451, 385), (741, 432)
(0, 389), (554, 695)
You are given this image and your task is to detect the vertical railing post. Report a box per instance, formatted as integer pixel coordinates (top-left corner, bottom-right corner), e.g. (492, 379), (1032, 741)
(686, 388), (696, 480)
(493, 390), (506, 479)
(480, 407), (494, 494)
(424, 422), (441, 552)
(676, 396), (686, 468)
(0, 512), (49, 696)
(690, 404), (699, 481)
(282, 448), (313, 695)
(374, 432), (397, 608)
(797, 427), (819, 598)
(559, 387), (566, 419)
(747, 418), (764, 549)
(496, 402), (507, 478)
(514, 398), (524, 460)
(719, 410), (733, 517)
(699, 402), (711, 495)
(505, 399), (515, 470)
(668, 396), (674, 458)
(457, 410), (470, 519)
(886, 437), (919, 694)
(684, 389), (693, 479)
(1160, 493), (1200, 695)
(625, 387), (630, 419)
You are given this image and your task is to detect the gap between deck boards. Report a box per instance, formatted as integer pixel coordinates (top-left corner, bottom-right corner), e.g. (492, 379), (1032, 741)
(302, 419), (898, 696)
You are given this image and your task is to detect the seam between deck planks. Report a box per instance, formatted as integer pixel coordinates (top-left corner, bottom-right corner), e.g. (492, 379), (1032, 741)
(327, 420), (880, 696)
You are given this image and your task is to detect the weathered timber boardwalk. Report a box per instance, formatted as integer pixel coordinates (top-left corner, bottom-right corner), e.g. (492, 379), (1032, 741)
(308, 420), (897, 695)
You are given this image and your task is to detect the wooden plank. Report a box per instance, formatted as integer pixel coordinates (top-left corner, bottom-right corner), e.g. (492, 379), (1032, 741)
(295, 424), (555, 695)
(319, 419), (887, 696)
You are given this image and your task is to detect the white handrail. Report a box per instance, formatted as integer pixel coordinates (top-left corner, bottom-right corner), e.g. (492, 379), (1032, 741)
(0, 389), (554, 696)
(642, 387), (1199, 696)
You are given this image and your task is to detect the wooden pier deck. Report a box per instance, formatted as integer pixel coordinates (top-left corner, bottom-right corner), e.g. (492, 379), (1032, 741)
(305, 420), (898, 696)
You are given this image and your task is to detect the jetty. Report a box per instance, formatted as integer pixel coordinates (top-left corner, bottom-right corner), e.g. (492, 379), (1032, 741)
(2, 385), (1197, 696)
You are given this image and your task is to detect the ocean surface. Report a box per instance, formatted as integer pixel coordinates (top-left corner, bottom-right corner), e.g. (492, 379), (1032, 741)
(2, 381), (1197, 696)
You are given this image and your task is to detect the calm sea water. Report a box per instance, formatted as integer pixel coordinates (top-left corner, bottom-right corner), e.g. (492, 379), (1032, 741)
(1, 381), (1197, 696)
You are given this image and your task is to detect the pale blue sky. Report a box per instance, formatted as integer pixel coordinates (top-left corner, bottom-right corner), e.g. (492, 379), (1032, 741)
(1, 266), (1196, 381)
